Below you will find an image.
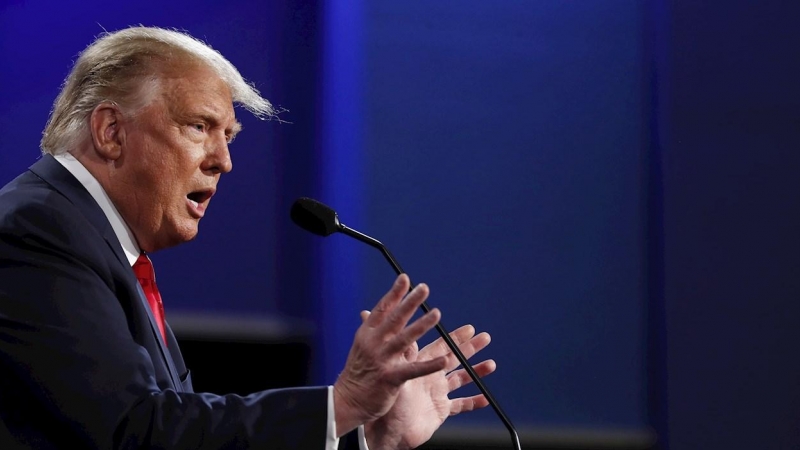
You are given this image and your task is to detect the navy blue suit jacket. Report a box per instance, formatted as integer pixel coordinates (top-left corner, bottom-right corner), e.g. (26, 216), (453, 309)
(0, 156), (354, 449)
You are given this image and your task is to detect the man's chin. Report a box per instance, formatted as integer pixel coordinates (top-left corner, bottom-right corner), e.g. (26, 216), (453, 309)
(174, 225), (200, 245)
(147, 224), (199, 252)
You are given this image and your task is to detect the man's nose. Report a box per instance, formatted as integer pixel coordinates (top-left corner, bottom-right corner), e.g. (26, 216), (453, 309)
(204, 137), (233, 174)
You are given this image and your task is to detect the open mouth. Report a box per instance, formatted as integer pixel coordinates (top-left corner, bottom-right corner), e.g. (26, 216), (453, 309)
(186, 189), (213, 207)
(186, 189), (215, 218)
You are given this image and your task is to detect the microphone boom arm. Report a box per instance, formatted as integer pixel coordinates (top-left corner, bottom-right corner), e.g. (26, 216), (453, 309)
(339, 223), (522, 450)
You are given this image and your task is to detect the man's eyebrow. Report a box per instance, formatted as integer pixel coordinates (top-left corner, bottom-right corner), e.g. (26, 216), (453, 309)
(228, 121), (243, 141)
(196, 114), (242, 141)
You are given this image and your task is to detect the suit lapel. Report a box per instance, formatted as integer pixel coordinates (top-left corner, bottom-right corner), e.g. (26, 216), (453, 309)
(29, 156), (130, 268)
(133, 282), (183, 389)
(29, 155), (182, 390)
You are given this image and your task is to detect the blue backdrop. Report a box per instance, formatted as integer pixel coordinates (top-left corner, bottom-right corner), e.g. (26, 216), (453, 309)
(357, 0), (648, 429)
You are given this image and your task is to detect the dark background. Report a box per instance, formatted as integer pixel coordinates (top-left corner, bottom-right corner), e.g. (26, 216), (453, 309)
(1, 1), (798, 448)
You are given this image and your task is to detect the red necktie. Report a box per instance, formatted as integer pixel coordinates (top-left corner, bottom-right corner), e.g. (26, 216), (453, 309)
(133, 253), (167, 345)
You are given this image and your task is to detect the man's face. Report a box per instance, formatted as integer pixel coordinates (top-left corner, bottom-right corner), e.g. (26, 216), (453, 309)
(108, 64), (240, 252)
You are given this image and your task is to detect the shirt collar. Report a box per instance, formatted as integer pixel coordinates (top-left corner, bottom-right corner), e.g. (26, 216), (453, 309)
(53, 153), (141, 266)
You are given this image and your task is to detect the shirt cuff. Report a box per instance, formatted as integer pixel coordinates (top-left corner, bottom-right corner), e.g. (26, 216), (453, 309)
(358, 424), (369, 450)
(327, 386), (370, 450)
(326, 386), (339, 450)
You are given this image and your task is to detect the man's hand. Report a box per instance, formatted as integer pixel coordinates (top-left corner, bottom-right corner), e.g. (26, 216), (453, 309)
(363, 321), (496, 450)
(333, 274), (447, 436)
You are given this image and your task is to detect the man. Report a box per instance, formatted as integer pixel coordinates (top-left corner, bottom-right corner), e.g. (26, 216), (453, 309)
(0, 26), (495, 449)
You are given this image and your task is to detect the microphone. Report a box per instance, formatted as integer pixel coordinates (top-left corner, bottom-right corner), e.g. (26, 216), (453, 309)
(291, 197), (521, 450)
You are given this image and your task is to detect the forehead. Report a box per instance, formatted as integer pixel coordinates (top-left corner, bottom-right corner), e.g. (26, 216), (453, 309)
(158, 65), (236, 123)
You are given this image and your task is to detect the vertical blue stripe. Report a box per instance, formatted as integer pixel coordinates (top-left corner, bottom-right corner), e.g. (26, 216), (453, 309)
(318, 0), (365, 384)
(645, 0), (670, 447)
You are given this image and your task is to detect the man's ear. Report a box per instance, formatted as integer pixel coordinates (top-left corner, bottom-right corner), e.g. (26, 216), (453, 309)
(89, 102), (124, 160)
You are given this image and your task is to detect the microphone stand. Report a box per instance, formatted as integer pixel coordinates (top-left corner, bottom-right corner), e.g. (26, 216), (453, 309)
(338, 223), (522, 450)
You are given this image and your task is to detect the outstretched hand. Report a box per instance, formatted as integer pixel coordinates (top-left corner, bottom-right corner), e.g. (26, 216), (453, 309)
(363, 319), (496, 450)
(333, 274), (447, 436)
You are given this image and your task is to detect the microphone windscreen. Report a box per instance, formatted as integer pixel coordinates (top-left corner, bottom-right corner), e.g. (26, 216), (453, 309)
(290, 197), (340, 237)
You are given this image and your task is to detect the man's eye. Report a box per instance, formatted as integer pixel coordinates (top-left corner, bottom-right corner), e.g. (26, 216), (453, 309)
(192, 124), (205, 132)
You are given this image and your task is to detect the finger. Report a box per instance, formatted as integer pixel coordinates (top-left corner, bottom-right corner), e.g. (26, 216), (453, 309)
(367, 274), (410, 326)
(360, 310), (370, 323)
(385, 307), (440, 355)
(449, 394), (490, 416)
(444, 332), (491, 372)
(391, 355), (448, 383)
(447, 359), (496, 392)
(380, 283), (430, 335)
(420, 324), (476, 361)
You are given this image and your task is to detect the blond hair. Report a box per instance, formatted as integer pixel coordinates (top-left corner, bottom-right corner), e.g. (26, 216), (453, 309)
(41, 26), (275, 155)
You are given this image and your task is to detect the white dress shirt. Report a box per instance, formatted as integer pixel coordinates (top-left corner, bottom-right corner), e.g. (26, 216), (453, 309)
(53, 153), (369, 450)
